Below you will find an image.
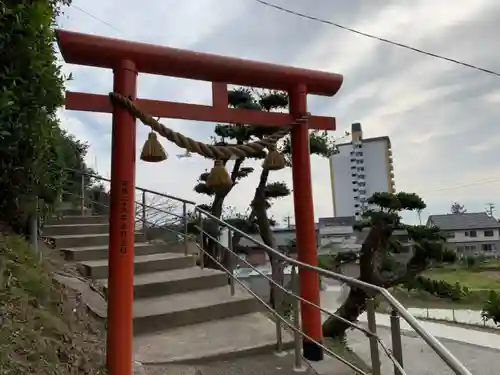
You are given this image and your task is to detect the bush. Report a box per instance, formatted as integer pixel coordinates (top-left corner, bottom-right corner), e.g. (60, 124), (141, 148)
(466, 256), (476, 268)
(481, 290), (500, 326)
(403, 276), (469, 301)
(441, 248), (458, 263)
(0, 1), (92, 233)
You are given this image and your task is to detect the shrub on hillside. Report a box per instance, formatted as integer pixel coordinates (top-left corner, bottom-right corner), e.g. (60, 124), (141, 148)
(0, 1), (93, 233)
(0, 232), (106, 374)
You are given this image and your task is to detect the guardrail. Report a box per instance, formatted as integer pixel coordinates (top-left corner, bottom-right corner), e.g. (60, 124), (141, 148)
(67, 168), (472, 375)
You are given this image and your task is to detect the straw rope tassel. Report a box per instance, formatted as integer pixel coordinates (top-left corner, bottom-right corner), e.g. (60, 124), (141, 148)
(140, 131), (168, 162)
(262, 143), (285, 171)
(206, 159), (232, 191)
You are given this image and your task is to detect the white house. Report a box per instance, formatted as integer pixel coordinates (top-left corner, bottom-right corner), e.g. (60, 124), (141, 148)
(317, 216), (361, 254)
(427, 212), (500, 255)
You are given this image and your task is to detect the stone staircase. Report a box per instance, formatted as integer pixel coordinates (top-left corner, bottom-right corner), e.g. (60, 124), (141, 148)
(45, 207), (294, 364)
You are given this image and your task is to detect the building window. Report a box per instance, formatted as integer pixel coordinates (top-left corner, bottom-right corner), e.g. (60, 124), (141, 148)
(355, 152), (363, 156)
(357, 167), (365, 172)
(469, 230), (477, 237)
(484, 230), (494, 237)
(446, 232), (455, 238)
(482, 243), (496, 251)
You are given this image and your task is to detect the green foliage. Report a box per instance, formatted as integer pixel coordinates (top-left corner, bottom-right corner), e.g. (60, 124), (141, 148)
(481, 290), (500, 326)
(356, 191), (449, 282)
(404, 276), (469, 301)
(264, 181), (290, 199)
(194, 87), (337, 213)
(450, 202), (467, 214)
(367, 192), (426, 212)
(440, 248), (458, 263)
(0, 1), (91, 232)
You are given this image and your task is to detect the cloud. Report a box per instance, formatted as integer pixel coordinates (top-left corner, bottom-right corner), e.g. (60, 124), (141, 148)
(57, 0), (500, 227)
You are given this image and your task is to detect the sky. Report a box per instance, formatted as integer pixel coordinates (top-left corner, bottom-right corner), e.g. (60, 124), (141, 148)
(56, 0), (500, 226)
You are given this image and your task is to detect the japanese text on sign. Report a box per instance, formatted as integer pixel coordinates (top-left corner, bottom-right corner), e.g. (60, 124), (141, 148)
(120, 180), (129, 254)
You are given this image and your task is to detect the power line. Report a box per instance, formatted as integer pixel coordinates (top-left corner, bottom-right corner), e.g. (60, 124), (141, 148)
(418, 177), (500, 194)
(254, 0), (500, 78)
(71, 5), (123, 33)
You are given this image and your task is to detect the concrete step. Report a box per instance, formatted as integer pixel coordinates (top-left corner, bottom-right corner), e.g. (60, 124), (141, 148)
(46, 215), (108, 226)
(101, 267), (228, 299)
(61, 242), (166, 262)
(57, 207), (93, 216)
(134, 285), (260, 334)
(51, 232), (145, 248)
(146, 240), (199, 255)
(134, 312), (294, 364)
(91, 285), (260, 335)
(43, 223), (109, 236)
(79, 252), (195, 279)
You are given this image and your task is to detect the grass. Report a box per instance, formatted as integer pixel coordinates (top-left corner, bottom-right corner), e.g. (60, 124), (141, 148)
(378, 262), (500, 312)
(0, 231), (106, 375)
(424, 265), (500, 291)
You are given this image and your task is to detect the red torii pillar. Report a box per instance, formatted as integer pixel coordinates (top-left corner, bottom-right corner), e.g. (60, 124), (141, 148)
(56, 30), (343, 375)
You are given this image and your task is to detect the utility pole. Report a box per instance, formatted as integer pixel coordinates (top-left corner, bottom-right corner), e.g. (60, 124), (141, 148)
(485, 203), (495, 217)
(283, 215), (293, 228)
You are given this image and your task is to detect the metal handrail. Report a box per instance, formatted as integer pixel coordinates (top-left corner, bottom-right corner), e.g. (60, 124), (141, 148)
(63, 190), (191, 246)
(64, 168), (196, 205)
(195, 241), (371, 375)
(197, 225), (407, 375)
(194, 207), (472, 375)
(68, 168), (472, 375)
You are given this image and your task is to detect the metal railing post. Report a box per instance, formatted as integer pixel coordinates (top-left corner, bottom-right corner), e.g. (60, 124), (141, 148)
(291, 266), (304, 371)
(227, 228), (235, 296)
(366, 297), (381, 375)
(390, 309), (404, 375)
(198, 211), (204, 269)
(80, 174), (85, 216)
(272, 256), (283, 353)
(142, 190), (147, 231)
(183, 202), (188, 256)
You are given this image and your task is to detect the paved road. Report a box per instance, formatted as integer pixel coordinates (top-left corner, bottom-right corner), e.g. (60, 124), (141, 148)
(321, 289), (500, 374)
(348, 327), (499, 375)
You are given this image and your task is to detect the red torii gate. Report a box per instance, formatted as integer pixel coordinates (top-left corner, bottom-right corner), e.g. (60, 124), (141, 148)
(56, 29), (343, 375)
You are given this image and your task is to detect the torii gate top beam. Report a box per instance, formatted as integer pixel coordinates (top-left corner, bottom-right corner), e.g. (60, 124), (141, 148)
(56, 30), (343, 97)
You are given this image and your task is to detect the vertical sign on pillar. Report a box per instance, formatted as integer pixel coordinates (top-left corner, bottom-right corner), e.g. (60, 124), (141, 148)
(107, 59), (137, 375)
(289, 83), (324, 361)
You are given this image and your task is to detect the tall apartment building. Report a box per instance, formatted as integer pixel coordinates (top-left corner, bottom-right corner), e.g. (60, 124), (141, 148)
(329, 123), (395, 219)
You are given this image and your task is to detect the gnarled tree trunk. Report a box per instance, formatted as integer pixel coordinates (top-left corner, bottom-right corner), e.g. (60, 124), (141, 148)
(251, 168), (285, 309)
(202, 159), (244, 270)
(322, 226), (392, 338)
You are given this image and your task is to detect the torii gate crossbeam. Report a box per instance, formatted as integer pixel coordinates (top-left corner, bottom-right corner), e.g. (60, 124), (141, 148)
(56, 29), (343, 375)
